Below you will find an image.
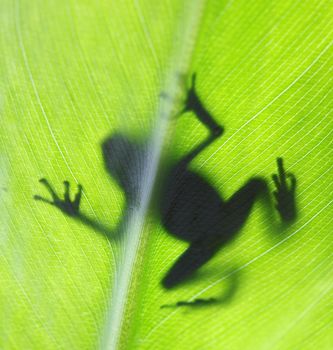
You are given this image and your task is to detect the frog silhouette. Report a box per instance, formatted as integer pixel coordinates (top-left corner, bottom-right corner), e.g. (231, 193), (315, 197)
(34, 74), (297, 289)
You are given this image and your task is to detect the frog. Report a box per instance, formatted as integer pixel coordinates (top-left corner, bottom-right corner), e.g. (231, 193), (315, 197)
(34, 74), (297, 289)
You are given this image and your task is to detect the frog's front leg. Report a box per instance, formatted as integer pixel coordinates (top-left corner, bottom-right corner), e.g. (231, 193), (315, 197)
(272, 158), (297, 222)
(34, 179), (113, 238)
(182, 74), (223, 137)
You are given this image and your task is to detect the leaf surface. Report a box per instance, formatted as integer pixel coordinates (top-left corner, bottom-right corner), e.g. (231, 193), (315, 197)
(1, 0), (332, 349)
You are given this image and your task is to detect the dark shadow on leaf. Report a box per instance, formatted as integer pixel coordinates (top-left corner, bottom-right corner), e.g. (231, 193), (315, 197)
(33, 74), (298, 293)
(160, 269), (240, 309)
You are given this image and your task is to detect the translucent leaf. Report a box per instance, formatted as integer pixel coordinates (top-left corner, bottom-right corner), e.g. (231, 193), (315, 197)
(1, 0), (332, 349)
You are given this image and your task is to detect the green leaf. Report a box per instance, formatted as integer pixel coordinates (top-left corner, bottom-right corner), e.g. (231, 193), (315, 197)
(1, 0), (332, 349)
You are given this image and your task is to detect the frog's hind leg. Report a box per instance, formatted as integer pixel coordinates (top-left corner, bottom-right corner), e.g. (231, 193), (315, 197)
(162, 178), (267, 289)
(162, 240), (218, 289)
(221, 177), (268, 239)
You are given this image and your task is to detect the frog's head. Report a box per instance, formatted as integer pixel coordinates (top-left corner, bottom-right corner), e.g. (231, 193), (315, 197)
(102, 133), (143, 199)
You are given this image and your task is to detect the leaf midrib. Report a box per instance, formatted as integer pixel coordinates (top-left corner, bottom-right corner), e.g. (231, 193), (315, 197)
(101, 1), (207, 349)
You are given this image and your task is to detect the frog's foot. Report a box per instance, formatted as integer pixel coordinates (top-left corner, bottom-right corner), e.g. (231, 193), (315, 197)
(272, 158), (297, 222)
(34, 179), (82, 217)
(159, 74), (198, 119)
